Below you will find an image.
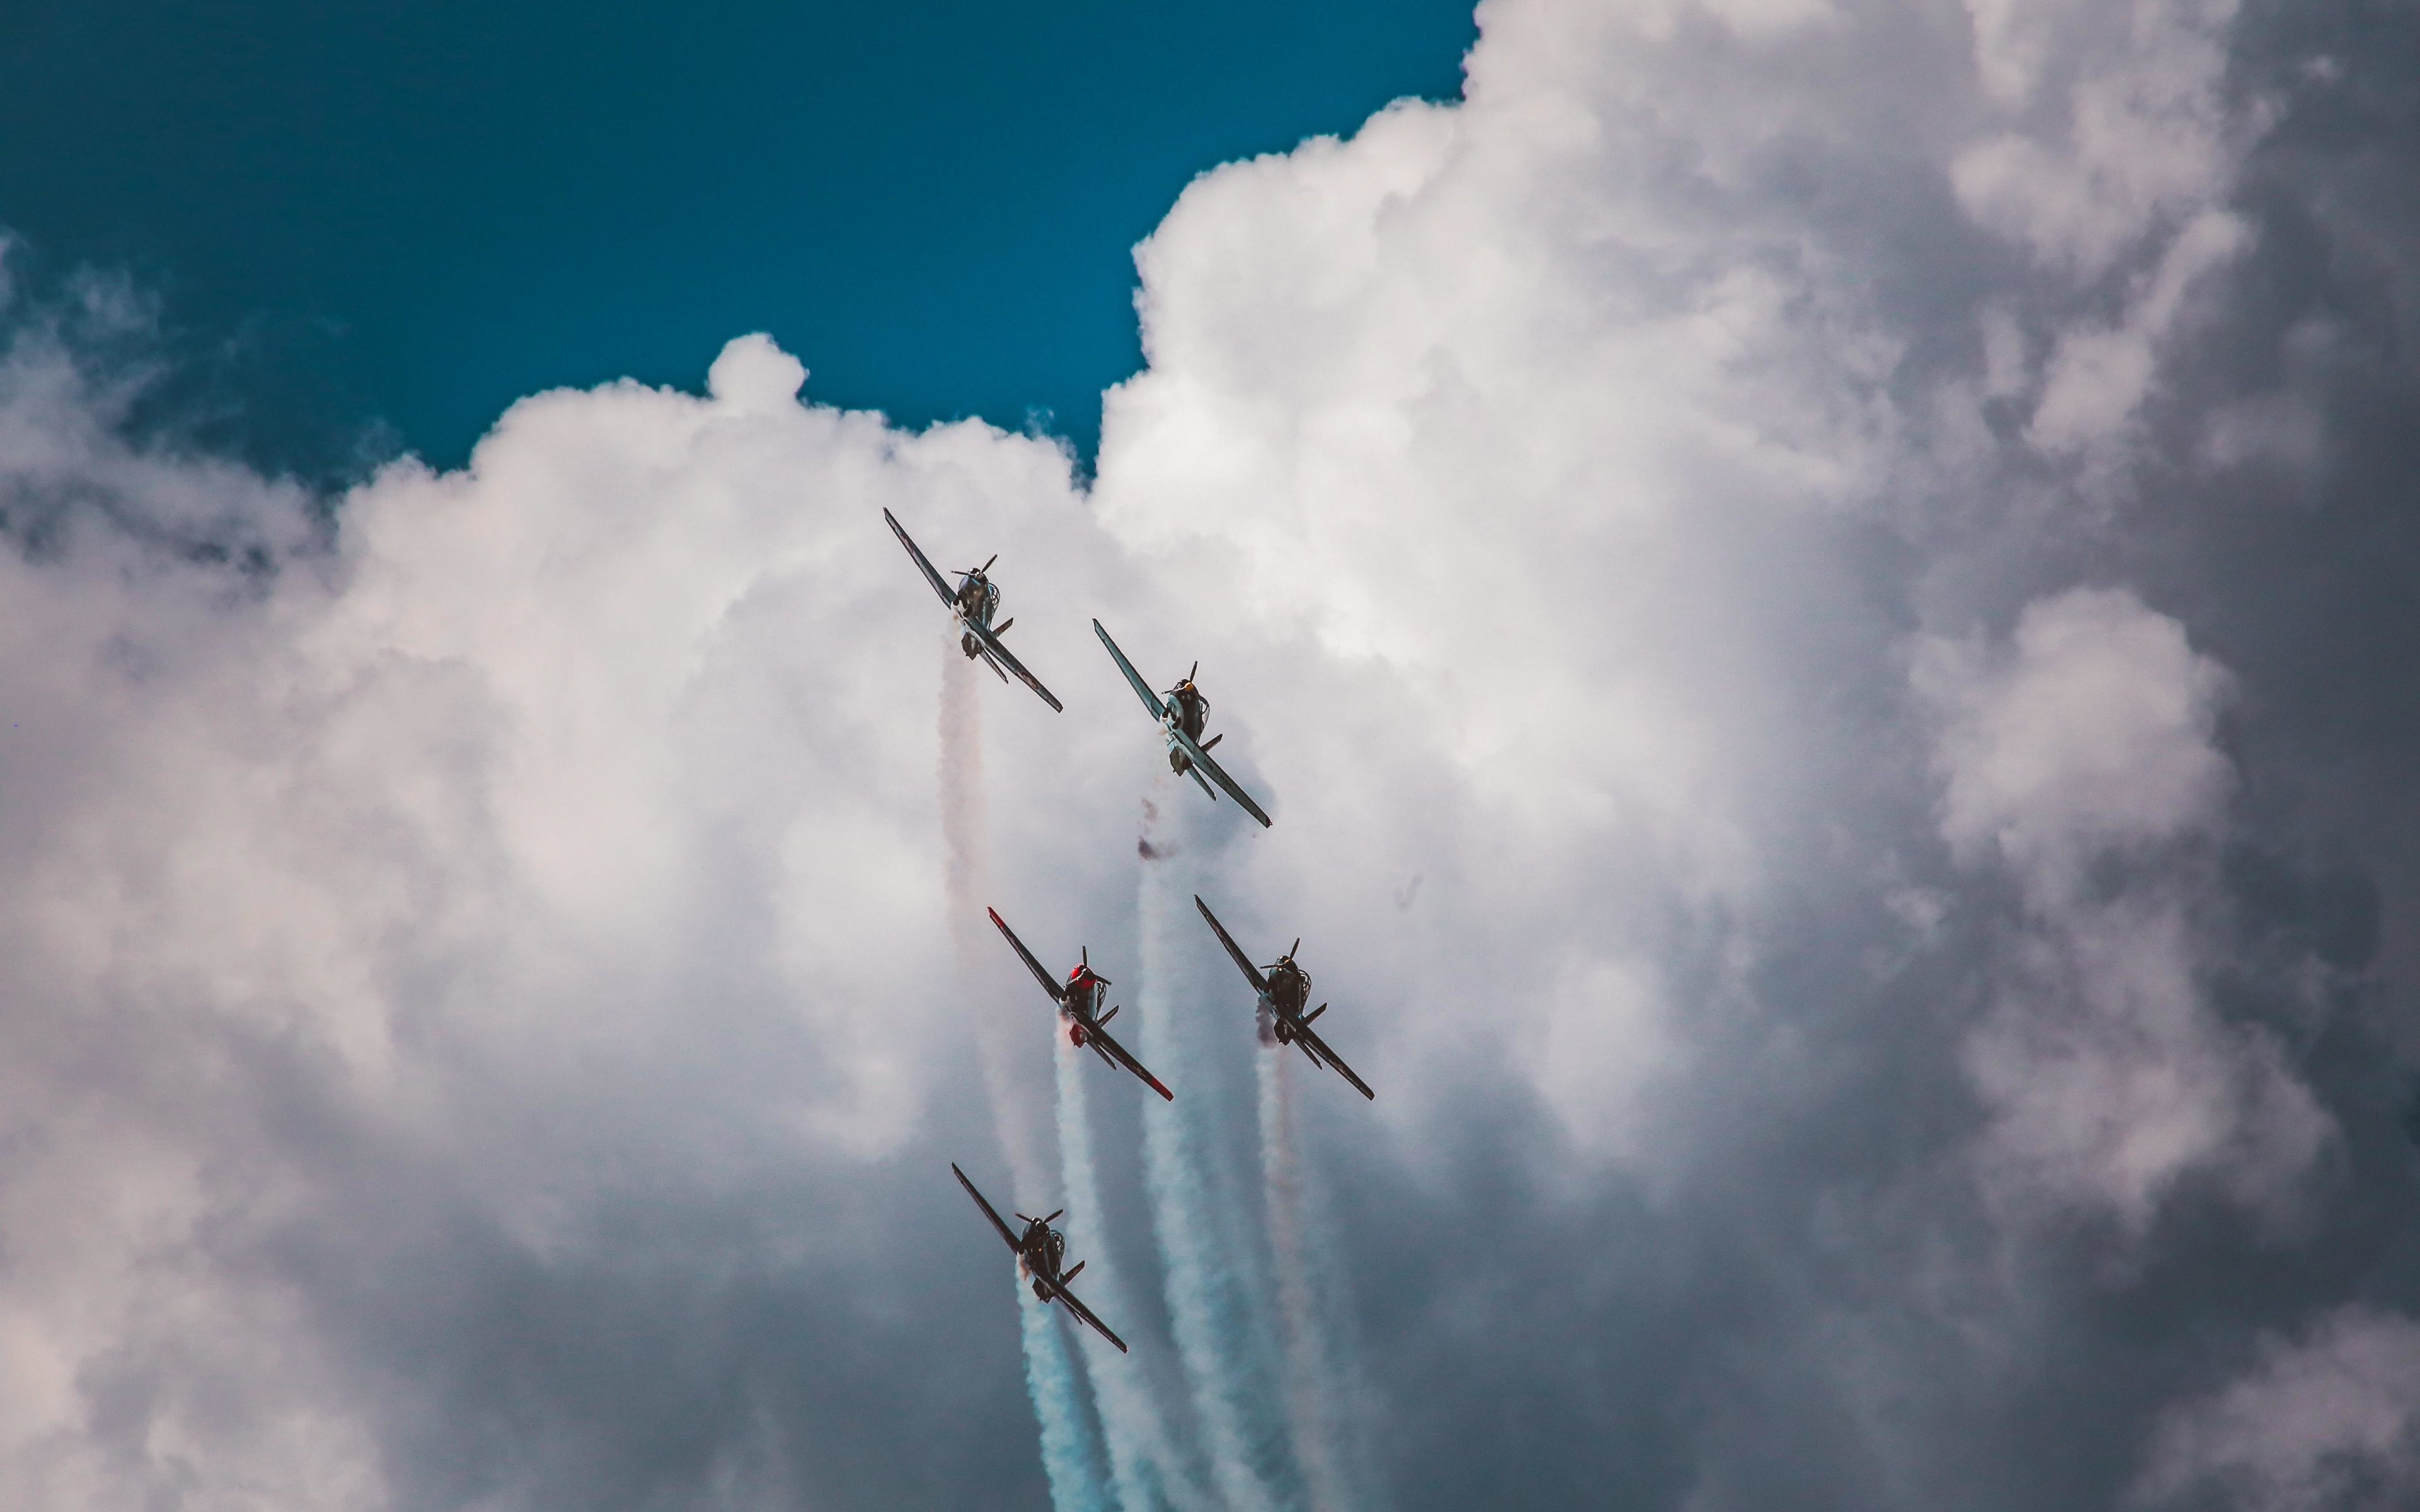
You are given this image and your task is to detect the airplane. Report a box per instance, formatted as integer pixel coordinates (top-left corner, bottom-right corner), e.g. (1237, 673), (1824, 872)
(884, 508), (1063, 711)
(1092, 619), (1272, 827)
(1194, 895), (1374, 1101)
(988, 907), (1173, 1101)
(952, 1163), (1129, 1353)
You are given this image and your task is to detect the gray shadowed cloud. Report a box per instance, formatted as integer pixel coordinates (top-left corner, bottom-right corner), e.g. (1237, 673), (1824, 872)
(2, 0), (2420, 1509)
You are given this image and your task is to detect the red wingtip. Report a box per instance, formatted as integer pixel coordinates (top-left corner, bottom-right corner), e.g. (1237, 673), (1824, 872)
(1151, 1077), (1174, 1102)
(986, 907), (1005, 927)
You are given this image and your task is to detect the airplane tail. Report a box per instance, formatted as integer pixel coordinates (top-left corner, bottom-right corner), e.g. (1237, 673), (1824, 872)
(1302, 1003), (1326, 1023)
(1061, 1259), (1085, 1284)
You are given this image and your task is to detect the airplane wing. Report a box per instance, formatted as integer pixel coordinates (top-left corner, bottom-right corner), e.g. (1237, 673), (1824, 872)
(1085, 1020), (1174, 1102)
(952, 1164), (1023, 1254)
(1092, 620), (1167, 721)
(1192, 896), (1269, 993)
(1289, 1021), (1376, 1101)
(1170, 726), (1273, 828)
(1039, 1275), (1130, 1353)
(884, 508), (957, 609)
(987, 909), (1066, 1003)
(965, 619), (1064, 713)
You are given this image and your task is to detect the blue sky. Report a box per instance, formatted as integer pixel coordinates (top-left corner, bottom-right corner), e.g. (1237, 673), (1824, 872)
(0, 0), (1475, 478)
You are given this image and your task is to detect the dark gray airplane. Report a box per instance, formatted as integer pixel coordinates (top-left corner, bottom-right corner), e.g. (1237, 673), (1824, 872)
(1195, 895), (1374, 1100)
(1093, 619), (1272, 827)
(988, 907), (1173, 1101)
(885, 508), (1063, 711)
(952, 1164), (1128, 1353)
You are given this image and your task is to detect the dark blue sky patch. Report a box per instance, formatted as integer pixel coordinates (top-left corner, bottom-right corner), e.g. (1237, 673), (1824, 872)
(0, 0), (1477, 483)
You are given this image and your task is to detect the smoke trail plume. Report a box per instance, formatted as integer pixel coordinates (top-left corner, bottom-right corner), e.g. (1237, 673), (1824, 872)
(1134, 786), (1298, 1512)
(1056, 1034), (1215, 1512)
(939, 639), (1047, 1203)
(1257, 1049), (1357, 1512)
(943, 639), (1108, 1510)
(1022, 1272), (1115, 1512)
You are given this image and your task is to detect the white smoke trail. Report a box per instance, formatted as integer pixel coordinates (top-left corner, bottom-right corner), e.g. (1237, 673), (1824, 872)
(1134, 785), (1299, 1512)
(942, 639), (1107, 1509)
(1256, 1048), (1354, 1512)
(939, 640), (1047, 1203)
(1056, 1034), (1216, 1512)
(1022, 1272), (1115, 1512)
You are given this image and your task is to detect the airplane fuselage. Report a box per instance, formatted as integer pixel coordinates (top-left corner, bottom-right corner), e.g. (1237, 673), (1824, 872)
(1062, 964), (1109, 1046)
(1018, 1218), (1069, 1298)
(1161, 682), (1209, 773)
(1260, 959), (1311, 1045)
(954, 574), (1000, 658)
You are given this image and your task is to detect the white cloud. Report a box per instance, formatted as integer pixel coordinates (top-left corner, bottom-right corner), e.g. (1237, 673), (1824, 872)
(0, 323), (1100, 1504)
(2136, 1307), (2420, 1512)
(1523, 953), (1677, 1160)
(1946, 0), (2267, 488)
(1919, 587), (2232, 896)
(2029, 208), (2251, 457)
(1918, 589), (2327, 1231)
(1952, 0), (2243, 278)
(0, 0), (2373, 1503)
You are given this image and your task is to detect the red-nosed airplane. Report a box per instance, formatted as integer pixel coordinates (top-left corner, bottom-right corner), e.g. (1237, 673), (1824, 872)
(988, 907), (1173, 1101)
(885, 508), (1063, 711)
(952, 1163), (1128, 1353)
(1194, 894), (1374, 1100)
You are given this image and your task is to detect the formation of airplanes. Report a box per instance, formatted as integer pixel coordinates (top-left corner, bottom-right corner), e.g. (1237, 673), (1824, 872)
(887, 510), (1374, 1358)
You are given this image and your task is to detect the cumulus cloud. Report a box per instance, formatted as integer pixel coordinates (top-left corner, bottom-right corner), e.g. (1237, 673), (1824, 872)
(1917, 588), (2326, 1232)
(1920, 587), (2232, 895)
(2, 0), (2417, 1507)
(2136, 1307), (2420, 1511)
(0, 307), (1100, 1507)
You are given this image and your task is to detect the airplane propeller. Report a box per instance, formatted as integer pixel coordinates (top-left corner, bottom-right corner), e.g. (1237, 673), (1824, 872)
(1189, 660), (1199, 682)
(1015, 1209), (1066, 1229)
